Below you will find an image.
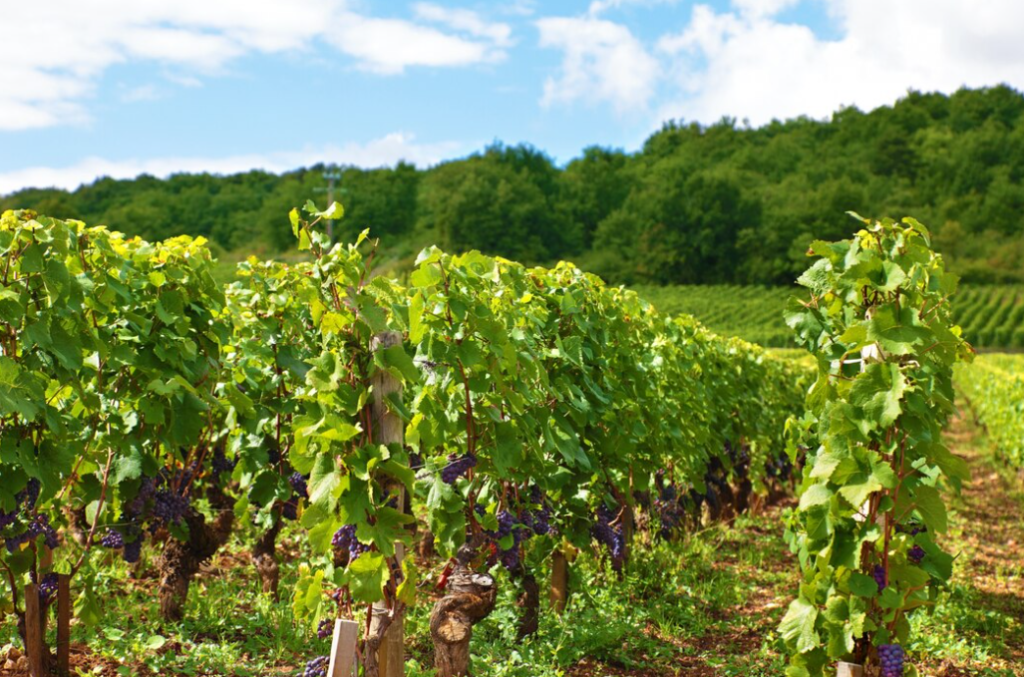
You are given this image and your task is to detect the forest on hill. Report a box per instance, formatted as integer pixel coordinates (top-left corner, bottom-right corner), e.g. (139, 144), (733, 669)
(4, 85), (1024, 286)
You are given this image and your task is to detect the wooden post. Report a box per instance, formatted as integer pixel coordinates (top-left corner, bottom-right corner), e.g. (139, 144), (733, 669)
(370, 331), (405, 677)
(836, 662), (864, 677)
(549, 549), (568, 614)
(327, 619), (360, 677)
(24, 584), (45, 677)
(57, 574), (70, 676)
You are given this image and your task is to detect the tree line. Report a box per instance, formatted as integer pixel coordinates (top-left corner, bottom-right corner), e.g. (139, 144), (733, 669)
(4, 85), (1024, 286)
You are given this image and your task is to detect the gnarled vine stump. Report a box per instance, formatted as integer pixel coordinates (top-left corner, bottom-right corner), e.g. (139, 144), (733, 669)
(252, 521), (282, 599)
(158, 486), (234, 621)
(429, 566), (497, 677)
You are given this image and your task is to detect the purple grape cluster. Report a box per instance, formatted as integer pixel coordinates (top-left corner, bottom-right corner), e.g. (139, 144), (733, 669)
(331, 524), (368, 562)
(316, 619), (333, 640)
(101, 529), (124, 549)
(17, 478), (41, 510)
(152, 489), (190, 525)
(212, 448), (236, 477)
(122, 538), (142, 564)
(878, 643), (905, 677)
(303, 655), (329, 677)
(441, 453), (476, 484)
(268, 447), (281, 465)
(591, 505), (625, 570)
(37, 573), (58, 603)
(289, 472), (309, 499)
(281, 500), (298, 521)
(6, 514), (61, 553)
(908, 545), (925, 564)
(873, 564), (888, 591)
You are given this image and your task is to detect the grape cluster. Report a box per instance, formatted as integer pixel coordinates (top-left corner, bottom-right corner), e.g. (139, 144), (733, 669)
(37, 573), (59, 603)
(6, 514), (60, 553)
(0, 478), (44, 532)
(289, 472), (309, 499)
(331, 524), (368, 562)
(303, 655), (329, 677)
(591, 505), (625, 570)
(268, 447), (281, 466)
(765, 454), (794, 481)
(152, 489), (190, 525)
(441, 453), (476, 484)
(122, 538), (142, 564)
(654, 479), (687, 539)
(17, 478), (41, 510)
(101, 529), (124, 549)
(316, 619), (333, 640)
(281, 500), (299, 521)
(212, 448), (236, 477)
(873, 564), (888, 591)
(908, 545), (926, 564)
(878, 643), (905, 677)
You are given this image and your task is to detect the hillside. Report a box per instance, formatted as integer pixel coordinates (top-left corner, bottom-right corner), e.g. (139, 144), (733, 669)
(4, 85), (1024, 286)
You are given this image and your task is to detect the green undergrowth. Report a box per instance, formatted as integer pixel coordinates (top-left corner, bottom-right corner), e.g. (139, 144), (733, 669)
(2, 469), (1019, 676)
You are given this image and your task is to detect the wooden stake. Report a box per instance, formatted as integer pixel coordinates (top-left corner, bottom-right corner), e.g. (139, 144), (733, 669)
(327, 619), (360, 677)
(24, 584), (45, 677)
(549, 549), (568, 614)
(836, 661), (864, 677)
(370, 331), (405, 677)
(57, 574), (70, 676)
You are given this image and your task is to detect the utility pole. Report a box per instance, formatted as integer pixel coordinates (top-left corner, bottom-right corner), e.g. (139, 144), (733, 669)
(317, 166), (344, 243)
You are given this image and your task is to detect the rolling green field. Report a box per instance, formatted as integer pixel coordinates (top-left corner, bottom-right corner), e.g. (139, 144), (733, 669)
(635, 284), (1024, 349)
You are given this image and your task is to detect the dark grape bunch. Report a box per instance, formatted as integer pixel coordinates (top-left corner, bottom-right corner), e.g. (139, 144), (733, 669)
(591, 504), (625, 571)
(5, 514), (60, 553)
(908, 545), (925, 564)
(281, 500), (299, 521)
(100, 529), (124, 549)
(212, 448), (236, 477)
(152, 489), (190, 525)
(289, 472), (309, 499)
(441, 452), (476, 484)
(331, 524), (369, 562)
(873, 564), (887, 591)
(316, 618), (333, 640)
(303, 655), (329, 677)
(37, 573), (59, 603)
(878, 643), (905, 677)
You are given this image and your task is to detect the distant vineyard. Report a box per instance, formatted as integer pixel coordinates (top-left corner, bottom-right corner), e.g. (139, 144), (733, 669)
(632, 285), (797, 347)
(956, 353), (1024, 469)
(952, 285), (1024, 348)
(636, 284), (1024, 349)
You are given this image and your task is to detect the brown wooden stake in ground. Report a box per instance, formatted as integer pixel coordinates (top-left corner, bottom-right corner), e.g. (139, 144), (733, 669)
(550, 548), (568, 613)
(836, 661), (864, 677)
(327, 619), (360, 677)
(24, 584), (45, 677)
(57, 574), (70, 676)
(364, 330), (406, 677)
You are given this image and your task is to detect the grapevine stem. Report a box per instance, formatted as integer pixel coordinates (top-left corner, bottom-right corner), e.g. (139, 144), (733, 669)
(71, 448), (115, 577)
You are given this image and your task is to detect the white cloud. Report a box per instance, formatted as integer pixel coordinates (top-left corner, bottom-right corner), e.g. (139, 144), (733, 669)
(587, 0), (678, 16)
(327, 11), (508, 75)
(0, 1), (511, 130)
(0, 133), (464, 195)
(414, 3), (513, 46)
(656, 0), (1024, 126)
(537, 16), (660, 113)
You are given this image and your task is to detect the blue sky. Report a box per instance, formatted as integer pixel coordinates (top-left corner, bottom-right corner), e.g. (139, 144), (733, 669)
(2, 0), (1023, 194)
